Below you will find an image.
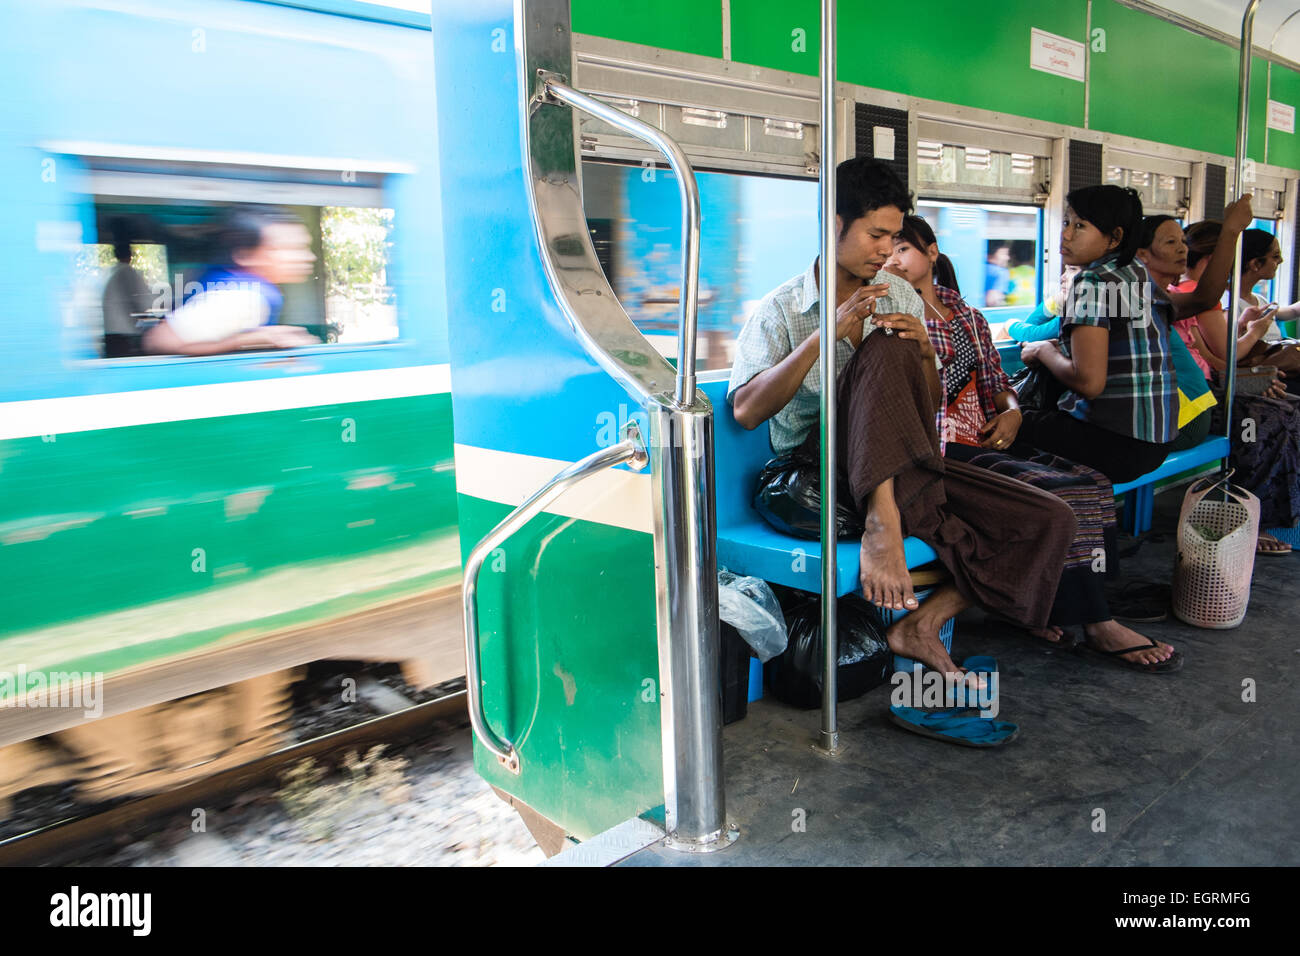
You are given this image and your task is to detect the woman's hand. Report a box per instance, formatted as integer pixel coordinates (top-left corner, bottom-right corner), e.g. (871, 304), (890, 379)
(1020, 340), (1058, 367)
(1223, 193), (1254, 234)
(1241, 304), (1275, 337)
(1265, 371), (1289, 401)
(872, 311), (936, 360)
(978, 408), (1022, 450)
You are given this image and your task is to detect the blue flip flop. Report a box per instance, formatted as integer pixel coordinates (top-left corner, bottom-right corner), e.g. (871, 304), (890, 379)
(888, 705), (1019, 748)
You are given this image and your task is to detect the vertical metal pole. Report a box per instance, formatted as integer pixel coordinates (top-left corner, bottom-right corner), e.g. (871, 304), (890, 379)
(817, 0), (839, 754)
(1224, 0), (1260, 452)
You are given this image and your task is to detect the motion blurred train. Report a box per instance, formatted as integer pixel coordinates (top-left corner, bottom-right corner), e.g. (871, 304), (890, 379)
(2, 0), (1298, 856)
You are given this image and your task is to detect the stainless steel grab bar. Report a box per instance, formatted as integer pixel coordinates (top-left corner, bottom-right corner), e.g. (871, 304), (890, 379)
(816, 0), (840, 754)
(536, 77), (702, 408)
(462, 425), (648, 774)
(515, 0), (730, 851)
(1223, 0), (1261, 443)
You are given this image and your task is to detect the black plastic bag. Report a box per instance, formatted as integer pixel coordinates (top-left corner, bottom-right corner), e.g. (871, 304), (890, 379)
(753, 453), (863, 540)
(1008, 363), (1064, 413)
(766, 593), (891, 709)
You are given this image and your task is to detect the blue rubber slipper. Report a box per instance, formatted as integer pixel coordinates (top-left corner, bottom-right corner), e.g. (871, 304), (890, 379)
(888, 705), (1019, 748)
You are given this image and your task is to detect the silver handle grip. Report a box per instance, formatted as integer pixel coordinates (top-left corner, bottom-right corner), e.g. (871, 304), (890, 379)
(462, 425), (648, 773)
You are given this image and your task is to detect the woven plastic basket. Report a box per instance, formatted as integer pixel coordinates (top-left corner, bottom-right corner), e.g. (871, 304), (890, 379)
(1171, 475), (1259, 629)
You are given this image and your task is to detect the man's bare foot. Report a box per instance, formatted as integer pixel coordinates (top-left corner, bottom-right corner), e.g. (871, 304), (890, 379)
(859, 511), (916, 611)
(1083, 619), (1174, 665)
(885, 611), (982, 690)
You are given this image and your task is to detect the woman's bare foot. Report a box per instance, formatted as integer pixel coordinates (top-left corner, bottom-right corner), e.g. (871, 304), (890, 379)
(1083, 619), (1173, 665)
(859, 511), (916, 612)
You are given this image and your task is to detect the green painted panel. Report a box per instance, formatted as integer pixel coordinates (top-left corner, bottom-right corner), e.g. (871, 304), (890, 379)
(571, 0), (723, 59)
(729, 0), (1086, 127)
(458, 493), (663, 840)
(1090, 1), (1244, 158)
(1266, 62), (1300, 169)
(0, 393), (457, 637)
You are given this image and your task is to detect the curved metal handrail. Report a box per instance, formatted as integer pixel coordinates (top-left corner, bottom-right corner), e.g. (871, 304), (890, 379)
(462, 428), (648, 773)
(541, 79), (702, 407)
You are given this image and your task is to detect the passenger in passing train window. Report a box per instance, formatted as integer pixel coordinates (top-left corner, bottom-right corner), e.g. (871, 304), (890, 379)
(984, 245), (1013, 308)
(884, 214), (1178, 672)
(1016, 185), (1253, 483)
(143, 210), (320, 356)
(101, 239), (153, 358)
(727, 157), (1076, 683)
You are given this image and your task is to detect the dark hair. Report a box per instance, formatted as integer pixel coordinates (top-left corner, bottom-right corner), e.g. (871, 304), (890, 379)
(897, 214), (959, 294)
(1242, 228), (1276, 267)
(216, 209), (297, 264)
(836, 158), (912, 238)
(112, 242), (132, 263)
(1137, 214), (1178, 250)
(1066, 184), (1144, 267)
(1184, 220), (1222, 269)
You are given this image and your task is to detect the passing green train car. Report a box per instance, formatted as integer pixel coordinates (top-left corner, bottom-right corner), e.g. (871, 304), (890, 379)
(0, 0), (461, 808)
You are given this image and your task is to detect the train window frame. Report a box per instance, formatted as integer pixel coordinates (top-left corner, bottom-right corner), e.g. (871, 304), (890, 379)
(51, 144), (412, 368)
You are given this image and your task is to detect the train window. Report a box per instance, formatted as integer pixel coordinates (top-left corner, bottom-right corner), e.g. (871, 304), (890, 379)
(581, 160), (817, 371)
(916, 200), (1042, 320)
(63, 152), (399, 360)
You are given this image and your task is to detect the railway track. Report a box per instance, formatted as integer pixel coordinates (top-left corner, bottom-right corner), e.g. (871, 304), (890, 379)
(0, 690), (468, 867)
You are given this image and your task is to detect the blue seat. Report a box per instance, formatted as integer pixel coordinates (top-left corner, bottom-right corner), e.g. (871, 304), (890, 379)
(1113, 436), (1230, 534)
(703, 379), (937, 597)
(704, 376), (1230, 579)
(996, 343), (1227, 534)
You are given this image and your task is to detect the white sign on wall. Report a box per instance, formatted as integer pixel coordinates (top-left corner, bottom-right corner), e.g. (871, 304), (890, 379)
(1030, 28), (1086, 83)
(1268, 99), (1295, 135)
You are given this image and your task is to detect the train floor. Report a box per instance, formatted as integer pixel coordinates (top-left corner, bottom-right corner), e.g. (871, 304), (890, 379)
(625, 490), (1300, 866)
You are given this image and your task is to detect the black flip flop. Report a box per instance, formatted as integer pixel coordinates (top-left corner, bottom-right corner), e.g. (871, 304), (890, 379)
(1078, 637), (1184, 674)
(1107, 581), (1170, 623)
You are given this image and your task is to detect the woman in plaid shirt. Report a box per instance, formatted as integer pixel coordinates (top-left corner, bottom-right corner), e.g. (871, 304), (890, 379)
(885, 214), (1176, 672)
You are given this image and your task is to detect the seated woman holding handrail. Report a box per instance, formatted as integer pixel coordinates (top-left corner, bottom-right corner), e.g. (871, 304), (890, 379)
(1015, 186), (1253, 484)
(884, 214), (1179, 672)
(1142, 218), (1300, 555)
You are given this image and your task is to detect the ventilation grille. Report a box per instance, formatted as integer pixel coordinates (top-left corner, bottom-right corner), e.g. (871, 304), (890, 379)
(854, 102), (909, 192)
(1068, 139), (1102, 192)
(1204, 163), (1226, 221)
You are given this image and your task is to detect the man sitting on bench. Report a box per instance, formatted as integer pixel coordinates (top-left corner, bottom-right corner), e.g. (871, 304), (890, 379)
(727, 158), (1077, 679)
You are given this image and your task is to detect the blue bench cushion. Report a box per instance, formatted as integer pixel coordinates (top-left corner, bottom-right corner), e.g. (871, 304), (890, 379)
(703, 378), (937, 597)
(1112, 436), (1229, 495)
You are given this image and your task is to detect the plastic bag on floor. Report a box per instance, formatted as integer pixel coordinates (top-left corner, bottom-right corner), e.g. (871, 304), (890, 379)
(717, 569), (788, 662)
(766, 593), (891, 709)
